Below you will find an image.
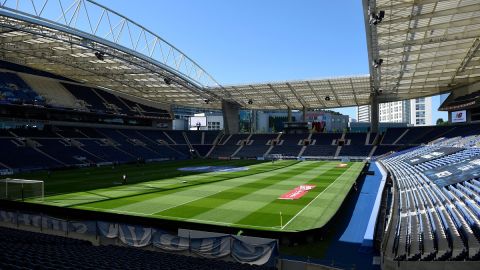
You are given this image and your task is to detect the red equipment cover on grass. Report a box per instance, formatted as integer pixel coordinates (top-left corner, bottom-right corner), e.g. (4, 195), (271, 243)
(279, 184), (316, 200)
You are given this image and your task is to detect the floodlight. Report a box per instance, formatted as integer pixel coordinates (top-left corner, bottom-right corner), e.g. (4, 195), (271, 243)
(164, 77), (172, 85)
(94, 51), (105, 61)
(378, 10), (385, 20)
(369, 10), (385, 25)
(373, 59), (383, 68)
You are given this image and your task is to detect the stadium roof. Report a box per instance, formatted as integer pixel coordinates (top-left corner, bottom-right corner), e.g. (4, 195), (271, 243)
(0, 0), (478, 110)
(366, 0), (480, 103)
(212, 76), (372, 110)
(0, 0), (223, 109)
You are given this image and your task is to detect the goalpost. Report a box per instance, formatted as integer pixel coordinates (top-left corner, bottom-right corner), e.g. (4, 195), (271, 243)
(0, 178), (44, 201)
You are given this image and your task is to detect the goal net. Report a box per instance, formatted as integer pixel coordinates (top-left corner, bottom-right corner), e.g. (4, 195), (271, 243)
(0, 178), (44, 201)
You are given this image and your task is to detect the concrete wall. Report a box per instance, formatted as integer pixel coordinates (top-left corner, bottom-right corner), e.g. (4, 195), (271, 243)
(222, 100), (240, 134)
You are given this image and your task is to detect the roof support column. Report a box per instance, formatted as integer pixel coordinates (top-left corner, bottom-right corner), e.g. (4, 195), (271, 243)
(250, 109), (256, 133)
(370, 94), (379, 133)
(222, 100), (241, 134)
(302, 106), (307, 122)
(287, 107), (292, 122)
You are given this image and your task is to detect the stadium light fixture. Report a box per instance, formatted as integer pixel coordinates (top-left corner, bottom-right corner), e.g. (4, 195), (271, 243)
(369, 10), (385, 25)
(163, 77), (172, 85)
(378, 11), (385, 20)
(248, 99), (253, 105)
(373, 59), (383, 68)
(94, 51), (105, 61)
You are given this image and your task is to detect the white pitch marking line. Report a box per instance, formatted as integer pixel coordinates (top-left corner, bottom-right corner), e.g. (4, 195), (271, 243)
(78, 205), (283, 231)
(115, 161), (308, 215)
(80, 161), (342, 231)
(152, 188), (229, 214)
(155, 214), (280, 230)
(79, 206), (153, 216)
(280, 164), (359, 230)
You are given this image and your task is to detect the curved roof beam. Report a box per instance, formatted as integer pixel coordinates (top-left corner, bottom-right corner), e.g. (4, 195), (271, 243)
(0, 0), (220, 89)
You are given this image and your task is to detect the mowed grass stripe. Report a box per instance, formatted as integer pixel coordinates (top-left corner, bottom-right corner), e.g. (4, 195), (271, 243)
(231, 164), (350, 229)
(174, 162), (341, 224)
(75, 160), (303, 212)
(61, 160), (296, 207)
(41, 160), (296, 207)
(283, 162), (365, 231)
(23, 159), (365, 231)
(151, 161), (334, 221)
(28, 159), (265, 205)
(23, 159), (261, 195)
(105, 160), (317, 214)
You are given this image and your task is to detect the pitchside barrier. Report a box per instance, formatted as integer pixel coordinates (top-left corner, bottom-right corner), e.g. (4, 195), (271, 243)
(265, 154), (283, 160)
(215, 156), (368, 161)
(301, 156), (368, 161)
(0, 169), (14, 176)
(0, 208), (278, 266)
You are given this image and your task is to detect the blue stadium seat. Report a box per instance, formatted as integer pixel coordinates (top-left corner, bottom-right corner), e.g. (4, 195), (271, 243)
(302, 145), (337, 156)
(0, 227), (274, 270)
(61, 83), (110, 113)
(0, 72), (45, 105)
(310, 133), (341, 145)
(380, 138), (480, 261)
(344, 132), (367, 145)
(339, 146), (372, 157)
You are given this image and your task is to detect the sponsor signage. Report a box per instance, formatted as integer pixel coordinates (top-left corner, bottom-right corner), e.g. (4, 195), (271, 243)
(424, 157), (480, 187)
(451, 110), (467, 123)
(0, 169), (13, 176)
(279, 184), (316, 200)
(405, 147), (463, 165)
(178, 166), (248, 173)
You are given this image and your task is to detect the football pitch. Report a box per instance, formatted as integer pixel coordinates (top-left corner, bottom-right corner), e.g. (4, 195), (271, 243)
(20, 159), (365, 232)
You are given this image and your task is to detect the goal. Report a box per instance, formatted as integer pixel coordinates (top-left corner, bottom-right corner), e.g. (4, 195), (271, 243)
(0, 178), (44, 201)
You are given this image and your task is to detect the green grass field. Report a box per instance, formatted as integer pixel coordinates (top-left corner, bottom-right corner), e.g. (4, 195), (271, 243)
(17, 159), (365, 232)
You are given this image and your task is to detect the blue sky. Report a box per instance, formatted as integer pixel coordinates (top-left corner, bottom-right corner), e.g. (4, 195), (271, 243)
(96, 0), (447, 122)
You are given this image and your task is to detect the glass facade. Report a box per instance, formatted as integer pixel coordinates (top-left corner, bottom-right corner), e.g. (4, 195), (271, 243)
(239, 110), (252, 133)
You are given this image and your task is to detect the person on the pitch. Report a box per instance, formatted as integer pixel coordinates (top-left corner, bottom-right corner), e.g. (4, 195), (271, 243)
(122, 173), (127, 185)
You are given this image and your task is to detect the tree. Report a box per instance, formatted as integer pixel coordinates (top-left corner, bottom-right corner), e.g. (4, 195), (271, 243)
(436, 118), (448, 126)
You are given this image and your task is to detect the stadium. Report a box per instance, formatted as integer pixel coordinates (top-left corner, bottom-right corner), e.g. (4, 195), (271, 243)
(0, 0), (479, 269)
